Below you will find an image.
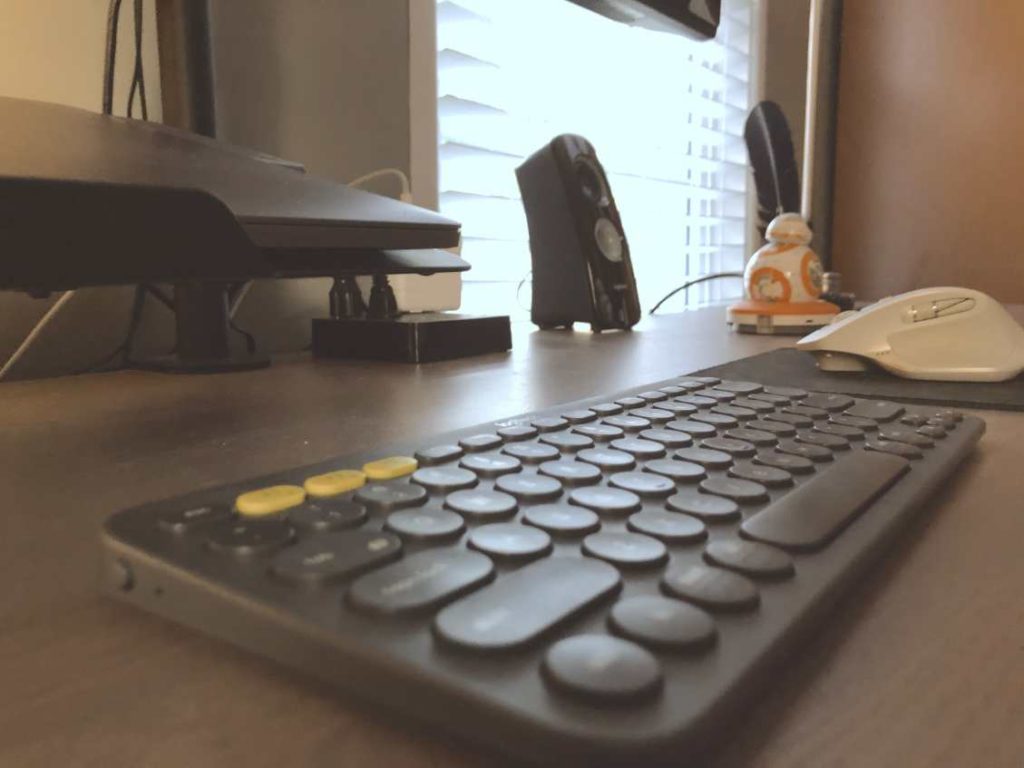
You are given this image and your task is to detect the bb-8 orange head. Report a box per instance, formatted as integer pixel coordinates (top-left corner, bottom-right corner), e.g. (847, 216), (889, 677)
(743, 213), (824, 303)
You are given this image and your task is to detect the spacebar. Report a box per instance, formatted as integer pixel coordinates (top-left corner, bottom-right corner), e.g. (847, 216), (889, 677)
(740, 451), (911, 551)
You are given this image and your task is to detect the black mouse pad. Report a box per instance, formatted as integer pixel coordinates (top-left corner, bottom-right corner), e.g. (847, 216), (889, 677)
(691, 348), (1024, 411)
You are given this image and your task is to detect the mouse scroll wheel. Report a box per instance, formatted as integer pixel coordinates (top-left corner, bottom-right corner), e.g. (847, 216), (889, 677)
(909, 298), (975, 322)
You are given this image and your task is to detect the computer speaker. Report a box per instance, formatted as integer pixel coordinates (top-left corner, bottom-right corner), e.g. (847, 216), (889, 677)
(516, 134), (641, 332)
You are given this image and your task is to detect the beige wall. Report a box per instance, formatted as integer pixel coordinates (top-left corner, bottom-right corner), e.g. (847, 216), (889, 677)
(832, 0), (1024, 301)
(0, 0), (414, 379)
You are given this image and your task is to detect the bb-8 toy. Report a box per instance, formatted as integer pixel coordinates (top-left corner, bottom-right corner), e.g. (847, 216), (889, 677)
(727, 213), (839, 334)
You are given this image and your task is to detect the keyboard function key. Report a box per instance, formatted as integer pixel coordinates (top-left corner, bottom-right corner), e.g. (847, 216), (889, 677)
(697, 388), (736, 402)
(658, 385), (688, 396)
(411, 466), (478, 492)
(704, 539), (794, 579)
(666, 492), (739, 523)
(385, 508), (465, 541)
(813, 422), (864, 440)
(609, 595), (716, 652)
(583, 531), (668, 568)
(460, 434), (504, 452)
(864, 439), (923, 460)
(608, 471), (676, 497)
(539, 432), (595, 452)
(747, 392), (791, 405)
(638, 390), (668, 402)
(615, 396), (647, 408)
(917, 424), (948, 440)
(877, 427), (935, 448)
(561, 409), (597, 424)
(569, 486), (641, 515)
(783, 405), (828, 420)
(661, 564), (759, 612)
(355, 483), (428, 511)
(496, 425), (538, 441)
(590, 402), (623, 416)
(236, 485), (306, 517)
(444, 489), (519, 519)
(469, 523), (552, 561)
(303, 469), (366, 498)
(763, 386), (808, 399)
(543, 635), (662, 702)
(205, 519), (294, 557)
(715, 380), (763, 394)
(627, 510), (706, 544)
(362, 456), (418, 480)
(434, 557), (621, 651)
(288, 499), (367, 532)
(270, 530), (401, 586)
(572, 423), (624, 442)
(802, 393), (854, 412)
(730, 397), (775, 413)
(460, 453), (524, 477)
(348, 550), (495, 616)
(829, 414), (878, 431)
(531, 416), (569, 433)
(899, 414), (929, 428)
(158, 504), (231, 534)
(523, 504), (601, 536)
(414, 444), (464, 465)
(844, 400), (905, 422)
(763, 412), (813, 428)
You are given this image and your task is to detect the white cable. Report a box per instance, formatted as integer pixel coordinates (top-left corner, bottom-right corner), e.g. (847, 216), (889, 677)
(347, 167), (412, 202)
(0, 290), (77, 382)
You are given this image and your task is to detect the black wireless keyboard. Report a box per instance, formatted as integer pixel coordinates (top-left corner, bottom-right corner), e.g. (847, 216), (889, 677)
(100, 375), (984, 766)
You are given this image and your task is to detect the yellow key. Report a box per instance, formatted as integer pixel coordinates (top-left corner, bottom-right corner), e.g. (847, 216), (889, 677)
(362, 456), (418, 480)
(304, 469), (366, 498)
(235, 485), (306, 517)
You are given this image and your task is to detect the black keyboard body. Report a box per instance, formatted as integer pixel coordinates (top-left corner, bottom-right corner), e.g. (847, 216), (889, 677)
(101, 376), (984, 766)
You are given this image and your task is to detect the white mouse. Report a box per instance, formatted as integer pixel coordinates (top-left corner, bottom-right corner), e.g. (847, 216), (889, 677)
(796, 287), (1024, 382)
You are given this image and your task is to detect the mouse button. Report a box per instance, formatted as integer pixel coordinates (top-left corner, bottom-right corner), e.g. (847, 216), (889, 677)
(934, 298), (975, 317)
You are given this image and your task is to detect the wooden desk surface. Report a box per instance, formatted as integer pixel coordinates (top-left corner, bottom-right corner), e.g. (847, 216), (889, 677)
(2, 307), (1022, 767)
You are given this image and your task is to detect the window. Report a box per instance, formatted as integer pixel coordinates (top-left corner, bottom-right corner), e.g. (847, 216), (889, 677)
(436, 0), (758, 317)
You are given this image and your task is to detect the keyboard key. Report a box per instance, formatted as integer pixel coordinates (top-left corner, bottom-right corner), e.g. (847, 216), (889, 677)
(661, 564), (759, 612)
(830, 414), (878, 431)
(715, 380), (763, 394)
(775, 439), (833, 462)
(236, 485), (305, 517)
(385, 508), (465, 541)
(414, 445), (464, 465)
(753, 450), (815, 474)
(630, 407), (673, 423)
(444, 489), (519, 519)
(610, 438), (666, 459)
(434, 558), (621, 651)
(932, 408), (963, 423)
(666, 419), (716, 437)
(205, 519), (294, 557)
(864, 439), (923, 460)
(495, 473), (563, 502)
(802, 393), (854, 412)
(609, 471), (676, 497)
(724, 427), (777, 446)
(674, 447), (732, 469)
(675, 394), (717, 408)
(572, 423), (624, 442)
(692, 412), (739, 428)
(728, 461), (793, 487)
(844, 400), (904, 422)
(666, 492), (739, 523)
(569, 486), (641, 515)
(656, 401), (698, 417)
(638, 390), (668, 403)
(543, 635), (662, 702)
(532, 417), (568, 432)
(639, 428), (693, 448)
(616, 396), (647, 408)
(704, 540), (794, 579)
(539, 432), (595, 452)
(288, 499), (367, 532)
(469, 523), (552, 561)
(538, 460), (602, 485)
(590, 402), (623, 416)
(658, 385), (688, 396)
(583, 531), (667, 568)
(523, 504), (600, 536)
(303, 469), (366, 498)
(783, 405), (828, 420)
(899, 414), (929, 427)
(496, 425), (537, 441)
(270, 530), (401, 586)
(561, 409), (597, 424)
(627, 510), (706, 544)
(813, 422), (864, 440)
(712, 404), (757, 420)
(730, 397), (775, 413)
(460, 453), (523, 477)
(796, 432), (849, 450)
(686, 375), (721, 385)
(700, 476), (768, 503)
(158, 504), (231, 534)
(604, 415), (650, 431)
(877, 427), (935, 448)
(577, 447), (636, 471)
(741, 451), (910, 550)
(609, 595), (716, 652)
(763, 411), (813, 428)
(363, 456), (418, 480)
(348, 550), (495, 616)
(764, 386), (808, 398)
(917, 424), (948, 440)
(643, 458), (705, 483)
(355, 483), (428, 511)
(411, 466), (478, 492)
(747, 392), (791, 405)
(460, 434), (503, 452)
(502, 442), (560, 463)
(701, 437), (756, 458)
(697, 388), (736, 402)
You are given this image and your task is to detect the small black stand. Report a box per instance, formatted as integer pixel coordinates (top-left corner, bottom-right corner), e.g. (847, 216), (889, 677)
(132, 281), (269, 373)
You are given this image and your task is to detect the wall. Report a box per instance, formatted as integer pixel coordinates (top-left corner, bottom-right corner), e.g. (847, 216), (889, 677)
(0, 0), (415, 379)
(831, 1), (1024, 301)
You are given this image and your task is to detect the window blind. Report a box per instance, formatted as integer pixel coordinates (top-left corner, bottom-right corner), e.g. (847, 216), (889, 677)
(437, 0), (757, 316)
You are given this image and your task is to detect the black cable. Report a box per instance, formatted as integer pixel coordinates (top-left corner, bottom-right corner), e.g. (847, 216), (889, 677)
(515, 271), (532, 312)
(229, 318), (257, 355)
(77, 284), (148, 374)
(648, 272), (744, 315)
(127, 0), (148, 119)
(102, 0), (124, 115)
